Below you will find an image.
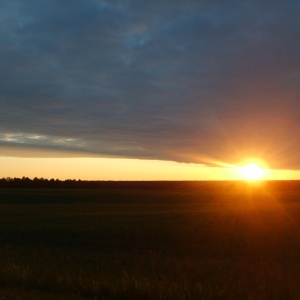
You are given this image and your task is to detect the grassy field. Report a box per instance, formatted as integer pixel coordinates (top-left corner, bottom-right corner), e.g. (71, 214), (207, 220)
(1, 182), (300, 299)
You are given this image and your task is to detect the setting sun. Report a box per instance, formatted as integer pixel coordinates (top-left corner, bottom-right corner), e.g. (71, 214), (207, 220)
(238, 163), (266, 180)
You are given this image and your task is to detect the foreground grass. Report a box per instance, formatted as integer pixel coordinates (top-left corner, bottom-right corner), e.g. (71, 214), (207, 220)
(0, 184), (300, 299)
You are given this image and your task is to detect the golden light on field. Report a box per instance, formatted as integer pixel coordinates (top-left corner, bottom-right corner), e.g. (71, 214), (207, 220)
(238, 163), (266, 180)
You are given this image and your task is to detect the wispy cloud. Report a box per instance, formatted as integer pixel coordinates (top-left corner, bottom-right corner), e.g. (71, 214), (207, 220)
(0, 131), (83, 149)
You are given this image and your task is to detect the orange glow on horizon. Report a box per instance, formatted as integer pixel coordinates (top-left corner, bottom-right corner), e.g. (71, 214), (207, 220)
(230, 158), (270, 181)
(0, 156), (299, 181)
(238, 163), (266, 180)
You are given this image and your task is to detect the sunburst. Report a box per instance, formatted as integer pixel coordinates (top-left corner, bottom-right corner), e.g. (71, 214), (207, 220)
(238, 163), (266, 180)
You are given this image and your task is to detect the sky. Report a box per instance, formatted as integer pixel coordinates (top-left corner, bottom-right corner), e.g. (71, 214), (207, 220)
(1, 0), (300, 180)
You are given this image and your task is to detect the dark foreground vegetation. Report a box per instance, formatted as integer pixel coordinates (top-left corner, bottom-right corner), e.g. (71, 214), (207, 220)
(1, 181), (300, 299)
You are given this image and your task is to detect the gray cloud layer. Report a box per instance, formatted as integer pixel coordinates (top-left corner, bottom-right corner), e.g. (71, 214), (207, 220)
(1, 0), (300, 169)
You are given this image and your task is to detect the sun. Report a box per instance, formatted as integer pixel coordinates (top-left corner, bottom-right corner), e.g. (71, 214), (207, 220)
(238, 163), (266, 180)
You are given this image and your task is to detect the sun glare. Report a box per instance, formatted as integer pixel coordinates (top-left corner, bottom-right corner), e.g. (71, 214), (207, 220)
(239, 163), (265, 180)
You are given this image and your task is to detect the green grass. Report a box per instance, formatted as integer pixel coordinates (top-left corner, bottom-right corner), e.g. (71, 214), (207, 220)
(0, 185), (300, 299)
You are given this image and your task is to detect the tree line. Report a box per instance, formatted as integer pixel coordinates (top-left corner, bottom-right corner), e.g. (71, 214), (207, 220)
(0, 177), (204, 189)
(1, 177), (300, 191)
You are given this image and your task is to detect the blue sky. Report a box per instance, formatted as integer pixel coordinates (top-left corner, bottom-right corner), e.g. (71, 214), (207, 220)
(1, 0), (300, 170)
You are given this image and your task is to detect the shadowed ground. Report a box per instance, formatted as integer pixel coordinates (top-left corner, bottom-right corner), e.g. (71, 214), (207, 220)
(0, 182), (300, 299)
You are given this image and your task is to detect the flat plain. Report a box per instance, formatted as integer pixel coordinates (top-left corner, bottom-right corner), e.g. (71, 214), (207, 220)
(1, 181), (300, 299)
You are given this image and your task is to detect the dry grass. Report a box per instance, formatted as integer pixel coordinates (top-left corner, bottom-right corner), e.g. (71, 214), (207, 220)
(0, 183), (300, 299)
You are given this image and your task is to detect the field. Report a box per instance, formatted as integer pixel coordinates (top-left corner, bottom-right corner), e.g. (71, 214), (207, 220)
(1, 182), (300, 299)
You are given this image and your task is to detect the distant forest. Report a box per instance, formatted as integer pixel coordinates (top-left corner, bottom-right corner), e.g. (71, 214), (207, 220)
(1, 177), (300, 190)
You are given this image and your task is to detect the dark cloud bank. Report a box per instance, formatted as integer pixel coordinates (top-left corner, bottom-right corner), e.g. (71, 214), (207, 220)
(1, 0), (300, 169)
